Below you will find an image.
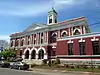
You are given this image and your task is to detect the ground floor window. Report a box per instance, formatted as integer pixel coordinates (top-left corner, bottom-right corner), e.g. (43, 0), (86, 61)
(68, 43), (73, 55)
(38, 49), (44, 59)
(79, 42), (86, 55)
(25, 50), (29, 59)
(92, 41), (100, 55)
(31, 50), (36, 59)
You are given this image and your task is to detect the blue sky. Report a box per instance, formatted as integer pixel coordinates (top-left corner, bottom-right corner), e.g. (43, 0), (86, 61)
(0, 0), (100, 42)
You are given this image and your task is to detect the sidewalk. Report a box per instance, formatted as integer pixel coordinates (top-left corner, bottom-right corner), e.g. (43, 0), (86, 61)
(29, 68), (100, 75)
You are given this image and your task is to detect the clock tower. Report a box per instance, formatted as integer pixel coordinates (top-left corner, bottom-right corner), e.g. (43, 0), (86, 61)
(47, 7), (58, 25)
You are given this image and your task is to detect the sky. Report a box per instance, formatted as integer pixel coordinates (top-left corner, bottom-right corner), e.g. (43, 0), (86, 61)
(0, 0), (100, 42)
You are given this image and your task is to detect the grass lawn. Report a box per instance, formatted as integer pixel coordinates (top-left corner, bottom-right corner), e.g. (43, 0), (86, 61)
(65, 68), (100, 72)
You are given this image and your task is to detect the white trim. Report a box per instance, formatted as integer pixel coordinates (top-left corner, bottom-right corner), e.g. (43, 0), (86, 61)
(91, 37), (99, 41)
(83, 26), (86, 34)
(23, 48), (30, 54)
(67, 40), (73, 43)
(79, 38), (85, 42)
(52, 32), (57, 36)
(57, 55), (100, 57)
(37, 47), (46, 54)
(58, 33), (100, 41)
(80, 26), (82, 35)
(58, 30), (60, 38)
(73, 28), (81, 33)
(69, 28), (71, 36)
(52, 46), (56, 48)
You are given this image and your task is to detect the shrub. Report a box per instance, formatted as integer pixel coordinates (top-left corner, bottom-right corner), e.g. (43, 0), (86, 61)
(42, 59), (47, 65)
(54, 58), (60, 65)
(31, 64), (38, 68)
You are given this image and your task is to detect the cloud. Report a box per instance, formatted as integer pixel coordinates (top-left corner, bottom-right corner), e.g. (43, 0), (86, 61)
(0, 35), (10, 42)
(0, 1), (52, 17)
(0, 0), (99, 17)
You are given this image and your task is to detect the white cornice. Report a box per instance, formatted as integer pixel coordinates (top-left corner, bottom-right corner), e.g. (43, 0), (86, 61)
(57, 32), (100, 41)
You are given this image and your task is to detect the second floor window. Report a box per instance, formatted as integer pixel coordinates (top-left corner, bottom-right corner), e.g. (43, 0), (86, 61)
(52, 33), (57, 43)
(21, 39), (24, 46)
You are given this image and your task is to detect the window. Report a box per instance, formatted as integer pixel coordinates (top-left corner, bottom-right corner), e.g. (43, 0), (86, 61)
(79, 42), (86, 55)
(41, 39), (43, 44)
(68, 43), (73, 55)
(74, 29), (80, 35)
(41, 32), (43, 44)
(31, 50), (36, 59)
(21, 39), (24, 46)
(27, 36), (30, 45)
(62, 32), (67, 37)
(92, 41), (100, 55)
(55, 19), (57, 23)
(38, 49), (44, 59)
(49, 19), (52, 24)
(15, 40), (19, 46)
(52, 33), (57, 43)
(41, 32), (43, 36)
(38, 33), (40, 44)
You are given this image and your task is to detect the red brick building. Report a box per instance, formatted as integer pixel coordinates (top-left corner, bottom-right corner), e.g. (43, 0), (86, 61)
(10, 8), (100, 64)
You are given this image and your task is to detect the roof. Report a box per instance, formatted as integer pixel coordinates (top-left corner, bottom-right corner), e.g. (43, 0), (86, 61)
(10, 16), (87, 37)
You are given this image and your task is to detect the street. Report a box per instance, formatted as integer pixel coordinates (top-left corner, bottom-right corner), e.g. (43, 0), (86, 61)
(0, 68), (83, 75)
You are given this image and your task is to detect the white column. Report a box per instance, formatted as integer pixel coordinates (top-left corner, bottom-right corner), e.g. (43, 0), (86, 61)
(36, 54), (38, 60)
(22, 54), (25, 59)
(69, 28), (71, 36)
(47, 31), (48, 44)
(30, 35), (32, 45)
(36, 33), (38, 45)
(44, 54), (47, 59)
(71, 27), (73, 36)
(13, 40), (15, 47)
(80, 26), (82, 35)
(29, 54), (31, 60)
(83, 26), (86, 34)
(58, 30), (60, 38)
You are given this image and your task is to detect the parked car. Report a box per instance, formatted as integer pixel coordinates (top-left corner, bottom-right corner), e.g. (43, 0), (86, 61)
(0, 61), (4, 67)
(10, 61), (29, 70)
(0, 61), (10, 68)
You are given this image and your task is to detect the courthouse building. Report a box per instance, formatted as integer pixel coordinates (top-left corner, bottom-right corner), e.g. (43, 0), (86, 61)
(10, 8), (100, 64)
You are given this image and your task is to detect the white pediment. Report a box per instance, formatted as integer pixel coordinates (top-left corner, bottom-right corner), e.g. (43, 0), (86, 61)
(23, 23), (48, 32)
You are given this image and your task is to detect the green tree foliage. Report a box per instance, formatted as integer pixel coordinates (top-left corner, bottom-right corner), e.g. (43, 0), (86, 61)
(0, 48), (16, 60)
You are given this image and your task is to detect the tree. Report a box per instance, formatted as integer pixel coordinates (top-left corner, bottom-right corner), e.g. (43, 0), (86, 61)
(0, 48), (16, 60)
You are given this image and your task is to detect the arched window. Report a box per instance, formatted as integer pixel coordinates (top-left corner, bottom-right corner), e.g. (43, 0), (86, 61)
(15, 40), (19, 46)
(31, 50), (36, 59)
(21, 39), (24, 46)
(62, 32), (67, 37)
(27, 36), (30, 45)
(74, 29), (80, 35)
(25, 50), (29, 59)
(52, 33), (57, 43)
(38, 49), (44, 59)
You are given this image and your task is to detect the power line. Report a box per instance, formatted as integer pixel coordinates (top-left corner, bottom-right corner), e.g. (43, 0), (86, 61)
(89, 21), (100, 27)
